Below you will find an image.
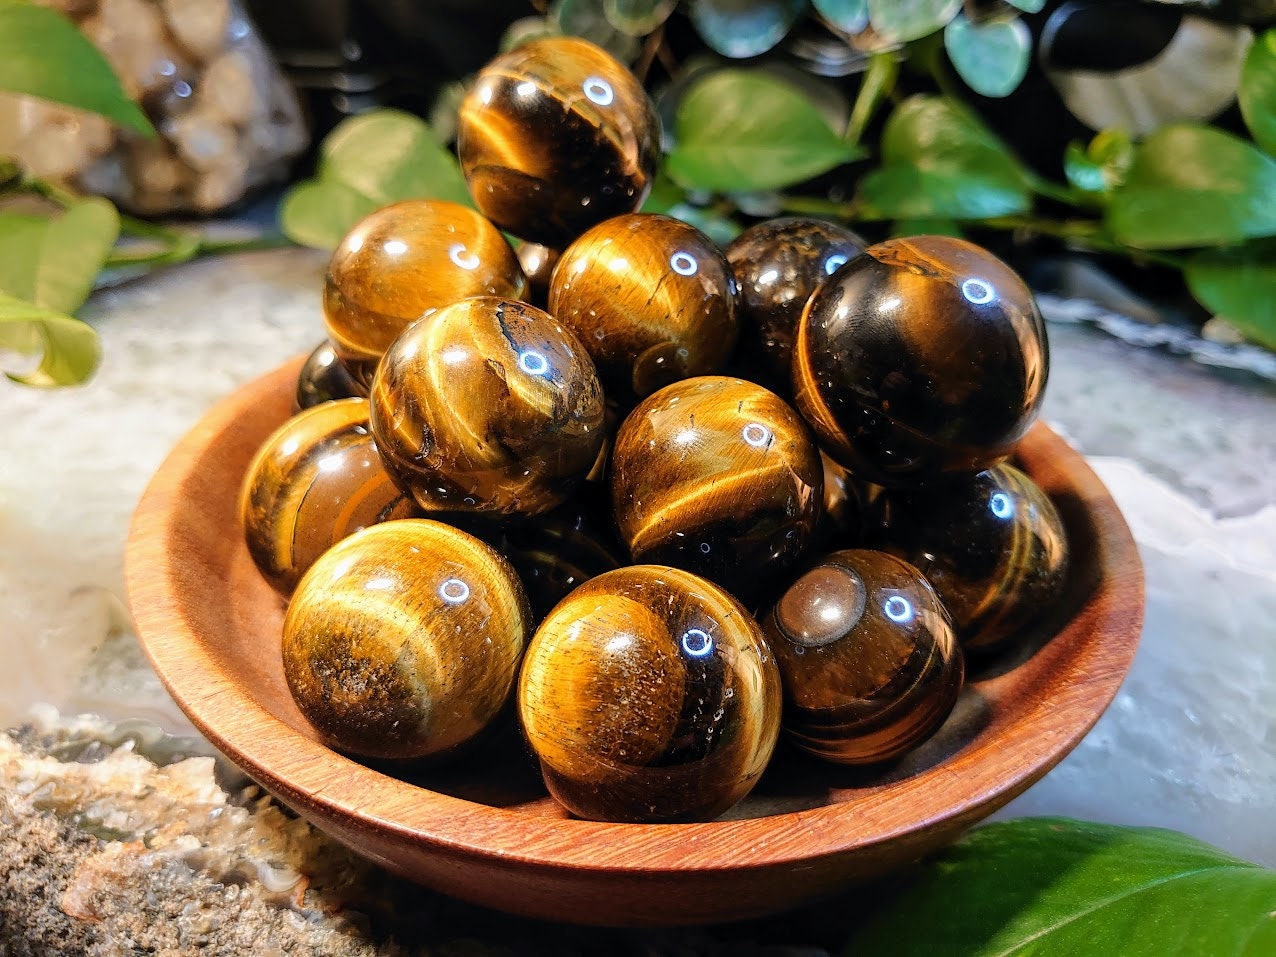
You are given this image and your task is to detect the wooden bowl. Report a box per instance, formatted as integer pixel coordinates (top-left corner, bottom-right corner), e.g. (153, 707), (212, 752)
(125, 356), (1143, 927)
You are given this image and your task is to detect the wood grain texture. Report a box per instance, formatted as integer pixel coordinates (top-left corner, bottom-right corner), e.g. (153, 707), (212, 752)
(126, 356), (1144, 927)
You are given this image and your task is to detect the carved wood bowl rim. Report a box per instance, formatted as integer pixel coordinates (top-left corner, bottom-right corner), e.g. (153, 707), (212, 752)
(125, 355), (1144, 926)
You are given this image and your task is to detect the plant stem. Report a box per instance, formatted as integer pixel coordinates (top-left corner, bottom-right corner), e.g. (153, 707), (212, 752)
(846, 53), (899, 149)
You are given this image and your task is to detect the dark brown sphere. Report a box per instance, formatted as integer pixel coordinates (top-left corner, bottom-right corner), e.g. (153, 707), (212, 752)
(793, 236), (1049, 487)
(518, 565), (782, 822)
(458, 36), (661, 247)
(294, 340), (367, 411)
(323, 199), (527, 386)
(872, 463), (1069, 652)
(763, 549), (963, 765)
(725, 217), (867, 381)
(610, 376), (823, 599)
(549, 213), (739, 400)
(370, 297), (606, 519)
(283, 519), (532, 761)
(239, 398), (418, 594)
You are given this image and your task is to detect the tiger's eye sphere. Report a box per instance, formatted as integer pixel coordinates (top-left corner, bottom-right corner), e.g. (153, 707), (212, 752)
(370, 297), (605, 518)
(763, 549), (963, 765)
(873, 463), (1069, 652)
(239, 398), (418, 594)
(283, 519), (532, 761)
(549, 213), (739, 399)
(725, 217), (866, 381)
(793, 235), (1049, 487)
(323, 199), (527, 386)
(491, 511), (623, 622)
(611, 376), (823, 598)
(294, 340), (367, 411)
(516, 242), (559, 309)
(458, 36), (661, 247)
(518, 565), (782, 822)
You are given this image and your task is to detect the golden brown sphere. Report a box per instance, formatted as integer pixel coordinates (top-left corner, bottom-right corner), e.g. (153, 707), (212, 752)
(763, 549), (963, 765)
(283, 519), (532, 761)
(294, 340), (367, 411)
(323, 199), (527, 386)
(793, 235), (1049, 487)
(725, 217), (866, 382)
(458, 36), (661, 247)
(239, 398), (418, 594)
(610, 376), (823, 599)
(516, 242), (559, 309)
(518, 565), (782, 822)
(549, 213), (738, 400)
(370, 297), (606, 518)
(873, 463), (1069, 652)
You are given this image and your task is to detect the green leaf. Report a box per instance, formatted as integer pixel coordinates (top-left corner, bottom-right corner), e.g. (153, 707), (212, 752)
(944, 13), (1031, 98)
(892, 216), (963, 238)
(0, 292), (99, 386)
(1005, 0), (1045, 11)
(667, 70), (862, 193)
(604, 0), (676, 36)
(689, 0), (807, 59)
(1186, 244), (1276, 350)
(1064, 129), (1134, 195)
(639, 172), (686, 215)
(857, 95), (1032, 219)
(1107, 124), (1276, 249)
(663, 202), (742, 245)
(279, 109), (471, 250)
(279, 180), (381, 251)
(0, 199), (119, 313)
(846, 818), (1276, 957)
(868, 0), (960, 43)
(1241, 28), (1276, 157)
(813, 0), (868, 34)
(0, 0), (152, 135)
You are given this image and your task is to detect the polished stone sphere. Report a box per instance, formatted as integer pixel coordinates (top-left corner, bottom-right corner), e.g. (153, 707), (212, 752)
(725, 216), (867, 381)
(458, 36), (661, 247)
(873, 463), (1070, 652)
(763, 549), (963, 765)
(610, 376), (823, 599)
(294, 340), (366, 411)
(370, 297), (605, 519)
(239, 398), (417, 594)
(518, 565), (782, 822)
(549, 213), (738, 400)
(793, 235), (1049, 487)
(283, 519), (532, 761)
(323, 199), (526, 386)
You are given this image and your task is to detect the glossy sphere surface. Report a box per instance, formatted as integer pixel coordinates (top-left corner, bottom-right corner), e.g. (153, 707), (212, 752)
(763, 549), (963, 765)
(371, 297), (605, 518)
(874, 463), (1069, 652)
(493, 512), (623, 622)
(295, 340), (366, 411)
(549, 213), (738, 399)
(518, 565), (782, 822)
(283, 520), (532, 761)
(793, 235), (1049, 487)
(323, 199), (527, 386)
(726, 217), (866, 380)
(516, 242), (559, 309)
(611, 376), (823, 598)
(239, 398), (417, 594)
(458, 37), (661, 247)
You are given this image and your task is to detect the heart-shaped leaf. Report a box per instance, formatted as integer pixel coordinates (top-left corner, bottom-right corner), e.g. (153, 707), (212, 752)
(868, 0), (960, 43)
(1185, 243), (1276, 350)
(1241, 27), (1276, 157)
(944, 13), (1031, 98)
(689, 0), (808, 59)
(1106, 124), (1276, 249)
(0, 292), (100, 386)
(279, 109), (470, 250)
(667, 70), (861, 192)
(0, 0), (152, 135)
(812, 0), (868, 33)
(0, 199), (119, 314)
(857, 95), (1032, 219)
(845, 818), (1276, 957)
